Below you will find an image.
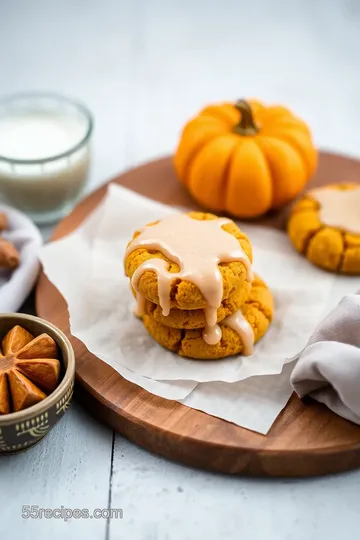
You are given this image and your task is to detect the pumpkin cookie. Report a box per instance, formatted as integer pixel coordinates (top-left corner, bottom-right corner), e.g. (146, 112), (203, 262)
(143, 279), (252, 329)
(142, 275), (273, 360)
(125, 212), (252, 311)
(288, 183), (360, 274)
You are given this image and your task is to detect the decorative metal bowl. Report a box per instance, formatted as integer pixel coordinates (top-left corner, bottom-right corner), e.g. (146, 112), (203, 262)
(0, 313), (75, 454)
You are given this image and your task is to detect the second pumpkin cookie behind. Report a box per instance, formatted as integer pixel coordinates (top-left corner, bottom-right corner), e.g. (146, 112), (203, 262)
(288, 183), (360, 274)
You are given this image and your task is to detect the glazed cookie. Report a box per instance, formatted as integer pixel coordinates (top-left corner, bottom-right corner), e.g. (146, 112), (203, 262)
(143, 280), (251, 329)
(125, 212), (252, 310)
(288, 183), (360, 274)
(142, 276), (273, 360)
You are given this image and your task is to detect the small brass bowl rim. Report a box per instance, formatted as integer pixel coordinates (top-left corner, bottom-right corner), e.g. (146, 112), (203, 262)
(0, 313), (75, 427)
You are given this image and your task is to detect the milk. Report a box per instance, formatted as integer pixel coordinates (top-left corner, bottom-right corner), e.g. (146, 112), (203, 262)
(0, 105), (91, 223)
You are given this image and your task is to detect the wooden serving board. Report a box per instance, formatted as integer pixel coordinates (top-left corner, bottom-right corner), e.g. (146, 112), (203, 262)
(36, 152), (360, 477)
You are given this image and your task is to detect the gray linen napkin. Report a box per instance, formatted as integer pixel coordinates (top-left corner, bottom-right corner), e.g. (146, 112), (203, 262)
(291, 294), (360, 424)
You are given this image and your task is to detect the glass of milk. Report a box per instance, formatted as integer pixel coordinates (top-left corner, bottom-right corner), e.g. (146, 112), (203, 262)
(0, 93), (93, 223)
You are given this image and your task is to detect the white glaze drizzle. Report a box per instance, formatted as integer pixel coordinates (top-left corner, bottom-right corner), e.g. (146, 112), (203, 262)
(222, 309), (255, 355)
(126, 214), (253, 345)
(310, 186), (360, 235)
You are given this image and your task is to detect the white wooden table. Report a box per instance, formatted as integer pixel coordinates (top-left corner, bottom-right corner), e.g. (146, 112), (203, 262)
(1, 1), (360, 538)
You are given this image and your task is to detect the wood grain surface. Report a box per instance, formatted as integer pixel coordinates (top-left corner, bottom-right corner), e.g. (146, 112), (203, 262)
(36, 152), (360, 477)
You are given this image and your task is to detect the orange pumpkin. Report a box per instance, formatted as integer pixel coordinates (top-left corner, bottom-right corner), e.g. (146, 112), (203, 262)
(174, 99), (317, 218)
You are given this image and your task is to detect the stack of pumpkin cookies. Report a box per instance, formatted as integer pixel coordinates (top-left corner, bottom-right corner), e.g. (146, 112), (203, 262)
(124, 212), (273, 360)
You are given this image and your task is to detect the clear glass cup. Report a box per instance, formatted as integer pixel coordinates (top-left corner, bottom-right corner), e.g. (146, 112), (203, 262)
(0, 93), (93, 224)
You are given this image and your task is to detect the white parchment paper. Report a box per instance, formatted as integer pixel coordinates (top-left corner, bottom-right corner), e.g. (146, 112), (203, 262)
(40, 184), (351, 434)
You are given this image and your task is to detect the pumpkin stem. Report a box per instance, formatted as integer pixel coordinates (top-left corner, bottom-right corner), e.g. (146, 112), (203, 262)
(234, 99), (259, 136)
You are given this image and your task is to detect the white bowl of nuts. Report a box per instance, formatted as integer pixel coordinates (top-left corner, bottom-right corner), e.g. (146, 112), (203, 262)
(0, 205), (42, 312)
